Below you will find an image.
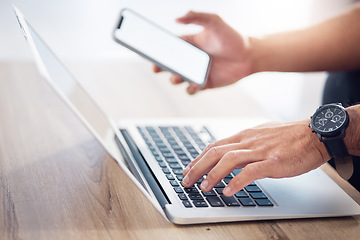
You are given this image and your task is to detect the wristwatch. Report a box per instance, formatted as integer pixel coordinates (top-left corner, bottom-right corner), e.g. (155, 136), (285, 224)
(309, 103), (353, 179)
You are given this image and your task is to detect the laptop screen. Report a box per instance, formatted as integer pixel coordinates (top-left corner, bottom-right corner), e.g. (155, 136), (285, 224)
(16, 10), (127, 164)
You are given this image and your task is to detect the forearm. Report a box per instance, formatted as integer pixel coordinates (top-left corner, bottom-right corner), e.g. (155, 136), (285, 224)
(249, 4), (360, 73)
(345, 105), (360, 156)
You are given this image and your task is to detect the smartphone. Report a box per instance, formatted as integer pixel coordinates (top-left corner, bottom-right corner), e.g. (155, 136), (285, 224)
(113, 8), (211, 87)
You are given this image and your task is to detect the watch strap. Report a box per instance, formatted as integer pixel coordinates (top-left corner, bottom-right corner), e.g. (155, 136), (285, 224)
(321, 134), (348, 158)
(334, 156), (354, 180)
(321, 134), (354, 180)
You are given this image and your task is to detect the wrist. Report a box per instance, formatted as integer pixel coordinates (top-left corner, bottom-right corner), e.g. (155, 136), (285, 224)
(247, 36), (264, 74)
(305, 118), (331, 162)
(247, 35), (280, 74)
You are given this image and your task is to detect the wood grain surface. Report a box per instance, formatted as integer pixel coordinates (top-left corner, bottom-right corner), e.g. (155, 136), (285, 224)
(0, 62), (359, 240)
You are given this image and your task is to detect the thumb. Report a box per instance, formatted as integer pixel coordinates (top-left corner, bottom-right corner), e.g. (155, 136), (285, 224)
(187, 83), (201, 95)
(176, 11), (220, 28)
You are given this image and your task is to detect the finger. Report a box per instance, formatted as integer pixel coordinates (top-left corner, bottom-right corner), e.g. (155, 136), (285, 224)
(183, 134), (246, 175)
(152, 65), (162, 73)
(183, 143), (252, 188)
(187, 83), (201, 95)
(170, 74), (184, 85)
(176, 11), (221, 28)
(201, 149), (263, 192)
(223, 161), (269, 196)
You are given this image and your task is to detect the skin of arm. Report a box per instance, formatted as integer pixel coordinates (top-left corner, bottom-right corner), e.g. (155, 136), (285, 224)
(251, 3), (360, 73)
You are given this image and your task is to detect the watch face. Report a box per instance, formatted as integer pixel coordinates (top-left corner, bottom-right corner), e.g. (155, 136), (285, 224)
(311, 104), (348, 136)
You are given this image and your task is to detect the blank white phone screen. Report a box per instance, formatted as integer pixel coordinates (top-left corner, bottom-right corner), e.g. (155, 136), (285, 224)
(114, 9), (210, 86)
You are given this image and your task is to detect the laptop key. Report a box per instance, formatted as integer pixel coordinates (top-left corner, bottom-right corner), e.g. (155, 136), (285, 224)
(178, 193), (187, 200)
(174, 149), (186, 155)
(202, 190), (217, 197)
(162, 152), (174, 158)
(174, 187), (184, 193)
(215, 188), (224, 195)
(250, 192), (268, 199)
(223, 177), (232, 184)
(156, 142), (167, 148)
(214, 181), (225, 188)
(193, 200), (208, 207)
(176, 175), (184, 181)
(172, 169), (183, 175)
(255, 199), (274, 207)
(182, 200), (193, 208)
(171, 145), (182, 151)
(169, 163), (182, 169)
(189, 194), (204, 201)
(162, 168), (171, 174)
(235, 190), (249, 198)
(220, 195), (240, 207)
(165, 157), (178, 163)
(207, 196), (225, 207)
(170, 180), (179, 187)
(158, 162), (167, 168)
(181, 160), (191, 166)
(178, 154), (190, 161)
(184, 187), (199, 194)
(166, 174), (175, 180)
(245, 186), (262, 192)
(159, 147), (171, 153)
(239, 198), (256, 207)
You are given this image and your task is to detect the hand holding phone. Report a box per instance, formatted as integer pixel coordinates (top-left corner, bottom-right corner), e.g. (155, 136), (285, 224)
(113, 8), (211, 87)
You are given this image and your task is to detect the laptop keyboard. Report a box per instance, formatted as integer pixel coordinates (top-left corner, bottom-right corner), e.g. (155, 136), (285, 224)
(137, 126), (274, 208)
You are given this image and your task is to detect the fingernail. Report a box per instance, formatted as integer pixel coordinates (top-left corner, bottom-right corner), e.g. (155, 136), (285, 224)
(188, 87), (195, 95)
(183, 175), (190, 187)
(223, 186), (232, 196)
(201, 180), (209, 191)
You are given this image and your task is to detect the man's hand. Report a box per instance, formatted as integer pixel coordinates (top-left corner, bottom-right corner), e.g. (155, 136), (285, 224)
(182, 120), (330, 196)
(153, 11), (254, 95)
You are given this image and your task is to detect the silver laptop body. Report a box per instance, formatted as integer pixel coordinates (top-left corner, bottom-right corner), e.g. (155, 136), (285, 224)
(14, 6), (360, 224)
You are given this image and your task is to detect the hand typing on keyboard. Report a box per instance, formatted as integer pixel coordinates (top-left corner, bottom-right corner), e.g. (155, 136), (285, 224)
(182, 120), (331, 197)
(140, 125), (275, 207)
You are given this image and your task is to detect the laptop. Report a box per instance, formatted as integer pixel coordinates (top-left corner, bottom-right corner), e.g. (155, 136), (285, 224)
(14, 6), (360, 224)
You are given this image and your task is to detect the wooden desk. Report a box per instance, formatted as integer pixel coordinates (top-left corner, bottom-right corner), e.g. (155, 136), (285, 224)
(1, 62), (360, 240)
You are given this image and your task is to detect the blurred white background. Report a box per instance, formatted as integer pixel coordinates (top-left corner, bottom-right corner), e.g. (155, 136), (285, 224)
(0, 0), (356, 121)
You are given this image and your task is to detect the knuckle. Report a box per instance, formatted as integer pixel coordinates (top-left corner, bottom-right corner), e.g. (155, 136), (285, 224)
(204, 142), (217, 152)
(207, 145), (223, 158)
(211, 14), (222, 21)
(268, 153), (280, 163)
